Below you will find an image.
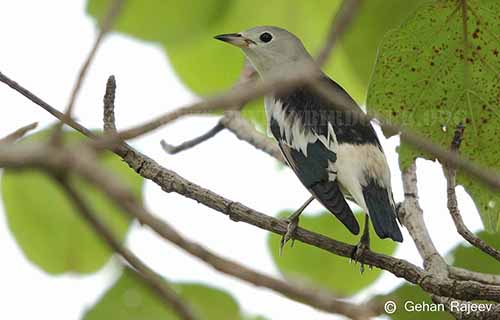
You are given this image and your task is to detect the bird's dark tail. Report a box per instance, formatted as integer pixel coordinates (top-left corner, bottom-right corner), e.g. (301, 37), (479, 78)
(311, 181), (360, 235)
(362, 180), (403, 242)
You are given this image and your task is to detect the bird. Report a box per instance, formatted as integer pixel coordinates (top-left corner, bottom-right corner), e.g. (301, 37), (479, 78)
(215, 26), (403, 267)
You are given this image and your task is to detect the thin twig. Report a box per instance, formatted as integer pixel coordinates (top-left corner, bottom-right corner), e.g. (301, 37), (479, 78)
(160, 59), (258, 155)
(55, 176), (198, 320)
(316, 0), (364, 66)
(50, 0), (123, 145)
(161, 122), (224, 154)
(65, 0), (124, 118)
(0, 122), (38, 144)
(443, 125), (500, 262)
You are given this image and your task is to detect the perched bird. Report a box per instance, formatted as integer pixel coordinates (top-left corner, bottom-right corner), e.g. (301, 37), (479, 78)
(215, 26), (403, 264)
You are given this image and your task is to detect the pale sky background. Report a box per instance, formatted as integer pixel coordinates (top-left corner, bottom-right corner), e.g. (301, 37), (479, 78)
(0, 1), (485, 319)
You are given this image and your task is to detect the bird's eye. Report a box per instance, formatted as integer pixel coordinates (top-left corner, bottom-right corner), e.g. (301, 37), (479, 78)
(259, 32), (273, 43)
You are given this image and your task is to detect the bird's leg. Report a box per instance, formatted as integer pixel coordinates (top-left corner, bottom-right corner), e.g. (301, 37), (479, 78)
(279, 195), (315, 255)
(350, 213), (371, 274)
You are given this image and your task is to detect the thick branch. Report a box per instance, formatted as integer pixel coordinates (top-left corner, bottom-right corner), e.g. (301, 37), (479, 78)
(56, 176), (198, 320)
(399, 162), (447, 276)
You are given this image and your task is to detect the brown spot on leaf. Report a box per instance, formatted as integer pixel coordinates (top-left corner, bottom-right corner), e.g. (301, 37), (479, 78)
(472, 28), (480, 39)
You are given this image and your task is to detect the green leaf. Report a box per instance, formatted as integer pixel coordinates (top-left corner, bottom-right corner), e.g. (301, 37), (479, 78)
(449, 230), (500, 275)
(1, 129), (143, 274)
(267, 211), (398, 296)
(83, 268), (243, 320)
(367, 0), (500, 231)
(86, 0), (232, 45)
(383, 284), (452, 320)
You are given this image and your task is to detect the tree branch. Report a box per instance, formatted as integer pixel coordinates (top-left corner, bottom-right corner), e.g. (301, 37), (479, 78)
(399, 162), (448, 277)
(316, 0), (364, 66)
(0, 122), (38, 144)
(160, 122), (225, 154)
(2, 72), (500, 306)
(442, 124), (500, 262)
(55, 176), (198, 320)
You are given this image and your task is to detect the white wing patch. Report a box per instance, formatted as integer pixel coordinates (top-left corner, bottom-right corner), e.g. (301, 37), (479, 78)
(267, 99), (318, 156)
(266, 98), (340, 180)
(335, 143), (393, 213)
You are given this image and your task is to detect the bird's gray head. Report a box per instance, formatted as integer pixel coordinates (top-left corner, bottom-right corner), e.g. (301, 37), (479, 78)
(214, 26), (317, 79)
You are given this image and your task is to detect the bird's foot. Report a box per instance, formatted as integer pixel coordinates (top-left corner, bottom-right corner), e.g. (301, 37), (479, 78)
(279, 216), (300, 256)
(350, 241), (372, 274)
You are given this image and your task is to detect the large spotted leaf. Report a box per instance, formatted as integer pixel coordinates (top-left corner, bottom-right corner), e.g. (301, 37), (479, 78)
(367, 0), (500, 231)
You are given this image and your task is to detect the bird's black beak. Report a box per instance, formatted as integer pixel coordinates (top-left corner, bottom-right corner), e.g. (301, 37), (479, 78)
(214, 33), (255, 48)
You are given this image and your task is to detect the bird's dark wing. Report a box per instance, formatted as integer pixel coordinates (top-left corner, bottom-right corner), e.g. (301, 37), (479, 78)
(270, 118), (360, 235)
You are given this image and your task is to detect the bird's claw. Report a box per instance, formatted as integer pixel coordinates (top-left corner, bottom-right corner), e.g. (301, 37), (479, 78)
(350, 242), (372, 274)
(279, 217), (299, 256)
